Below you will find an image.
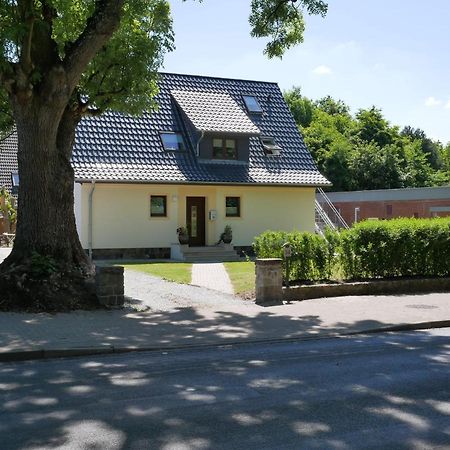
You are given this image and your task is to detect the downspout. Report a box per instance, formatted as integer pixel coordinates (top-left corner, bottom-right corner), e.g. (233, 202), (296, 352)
(196, 130), (205, 156)
(88, 180), (96, 259)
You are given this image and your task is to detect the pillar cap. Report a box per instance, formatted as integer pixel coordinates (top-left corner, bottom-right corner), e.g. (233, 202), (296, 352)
(256, 258), (282, 265)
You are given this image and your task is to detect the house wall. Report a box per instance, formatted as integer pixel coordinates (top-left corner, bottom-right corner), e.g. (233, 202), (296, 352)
(76, 182), (315, 253)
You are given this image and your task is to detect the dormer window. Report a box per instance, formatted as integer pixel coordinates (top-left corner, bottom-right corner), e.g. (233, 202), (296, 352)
(213, 138), (237, 160)
(160, 132), (185, 151)
(242, 95), (263, 114)
(261, 137), (281, 156)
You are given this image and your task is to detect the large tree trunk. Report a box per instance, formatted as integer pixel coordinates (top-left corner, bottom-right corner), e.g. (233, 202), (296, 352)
(0, 97), (96, 311)
(0, 0), (126, 311)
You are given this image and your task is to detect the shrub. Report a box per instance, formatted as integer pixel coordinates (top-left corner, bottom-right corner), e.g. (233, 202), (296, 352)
(339, 217), (450, 279)
(253, 229), (340, 282)
(253, 217), (450, 283)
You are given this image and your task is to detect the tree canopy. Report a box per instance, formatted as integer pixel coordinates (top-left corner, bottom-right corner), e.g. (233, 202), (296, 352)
(284, 87), (450, 191)
(0, 0), (328, 132)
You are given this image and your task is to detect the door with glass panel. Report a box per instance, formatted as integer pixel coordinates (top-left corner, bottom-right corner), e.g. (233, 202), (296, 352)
(186, 197), (206, 246)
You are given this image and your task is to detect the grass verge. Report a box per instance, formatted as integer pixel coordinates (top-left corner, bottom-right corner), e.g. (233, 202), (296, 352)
(223, 261), (255, 296)
(122, 262), (192, 284)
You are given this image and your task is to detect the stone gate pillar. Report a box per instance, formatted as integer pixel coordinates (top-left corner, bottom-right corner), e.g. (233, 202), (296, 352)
(255, 258), (283, 306)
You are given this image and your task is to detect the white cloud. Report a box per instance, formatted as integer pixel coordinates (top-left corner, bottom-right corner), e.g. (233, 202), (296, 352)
(334, 40), (359, 52)
(424, 96), (442, 107)
(445, 99), (450, 109)
(312, 65), (332, 76)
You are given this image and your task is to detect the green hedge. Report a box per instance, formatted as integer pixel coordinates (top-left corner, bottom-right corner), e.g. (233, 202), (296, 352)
(252, 229), (339, 281)
(253, 217), (450, 282)
(340, 217), (450, 279)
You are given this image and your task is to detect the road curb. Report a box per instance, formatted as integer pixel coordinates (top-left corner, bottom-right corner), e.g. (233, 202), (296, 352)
(1, 320), (449, 363)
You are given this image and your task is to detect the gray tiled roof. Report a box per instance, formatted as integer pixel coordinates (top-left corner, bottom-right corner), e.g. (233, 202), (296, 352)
(70, 72), (330, 186)
(171, 89), (260, 134)
(0, 130), (18, 192)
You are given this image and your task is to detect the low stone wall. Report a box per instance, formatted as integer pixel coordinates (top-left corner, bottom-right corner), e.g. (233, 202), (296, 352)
(90, 247), (170, 260)
(283, 277), (450, 301)
(95, 266), (124, 308)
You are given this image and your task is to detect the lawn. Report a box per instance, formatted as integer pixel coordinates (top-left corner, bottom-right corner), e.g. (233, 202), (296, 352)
(223, 261), (255, 295)
(122, 262), (192, 284)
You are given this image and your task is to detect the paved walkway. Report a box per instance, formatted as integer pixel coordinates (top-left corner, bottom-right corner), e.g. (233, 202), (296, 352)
(0, 264), (449, 357)
(1, 249), (449, 360)
(191, 262), (234, 294)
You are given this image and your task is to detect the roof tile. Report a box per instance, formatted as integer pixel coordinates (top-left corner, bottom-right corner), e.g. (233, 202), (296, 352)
(73, 73), (330, 186)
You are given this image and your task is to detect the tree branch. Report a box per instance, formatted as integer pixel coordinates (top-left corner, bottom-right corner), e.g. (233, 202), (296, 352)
(63, 0), (125, 92)
(17, 0), (35, 74)
(264, 0), (293, 28)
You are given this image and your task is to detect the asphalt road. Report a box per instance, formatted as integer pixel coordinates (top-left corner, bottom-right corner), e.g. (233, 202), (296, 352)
(1, 329), (449, 450)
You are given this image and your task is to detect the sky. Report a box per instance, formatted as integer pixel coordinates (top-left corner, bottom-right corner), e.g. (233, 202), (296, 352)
(163, 0), (450, 145)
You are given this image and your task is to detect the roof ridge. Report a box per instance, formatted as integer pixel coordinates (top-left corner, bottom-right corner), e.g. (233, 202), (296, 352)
(160, 71), (279, 86)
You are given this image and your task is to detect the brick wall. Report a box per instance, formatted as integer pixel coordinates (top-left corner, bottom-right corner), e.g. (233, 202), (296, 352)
(334, 198), (450, 226)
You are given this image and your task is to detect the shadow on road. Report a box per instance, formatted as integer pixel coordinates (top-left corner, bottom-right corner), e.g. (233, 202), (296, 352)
(0, 315), (449, 449)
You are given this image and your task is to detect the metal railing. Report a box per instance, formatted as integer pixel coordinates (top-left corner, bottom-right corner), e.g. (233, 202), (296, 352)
(316, 187), (349, 230)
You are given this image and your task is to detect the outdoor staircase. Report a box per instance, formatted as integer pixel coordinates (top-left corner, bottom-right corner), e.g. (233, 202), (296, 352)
(315, 187), (349, 236)
(180, 245), (242, 263)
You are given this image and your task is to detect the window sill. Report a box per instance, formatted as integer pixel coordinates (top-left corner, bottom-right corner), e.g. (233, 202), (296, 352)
(198, 159), (249, 166)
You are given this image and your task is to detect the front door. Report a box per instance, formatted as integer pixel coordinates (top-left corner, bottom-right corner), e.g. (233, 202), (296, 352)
(186, 197), (206, 246)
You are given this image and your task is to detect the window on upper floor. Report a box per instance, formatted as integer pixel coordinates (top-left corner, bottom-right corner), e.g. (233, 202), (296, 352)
(213, 138), (237, 160)
(261, 136), (281, 156)
(242, 95), (263, 114)
(160, 132), (185, 151)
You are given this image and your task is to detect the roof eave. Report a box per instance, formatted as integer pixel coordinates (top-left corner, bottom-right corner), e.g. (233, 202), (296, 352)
(74, 177), (331, 188)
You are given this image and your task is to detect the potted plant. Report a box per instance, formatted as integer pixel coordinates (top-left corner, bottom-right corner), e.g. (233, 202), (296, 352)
(177, 227), (189, 245)
(221, 225), (232, 244)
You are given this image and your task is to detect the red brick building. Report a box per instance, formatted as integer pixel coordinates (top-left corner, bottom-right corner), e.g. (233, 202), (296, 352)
(324, 186), (450, 226)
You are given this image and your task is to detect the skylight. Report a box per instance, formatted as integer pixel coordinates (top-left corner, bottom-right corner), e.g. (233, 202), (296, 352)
(160, 132), (185, 151)
(242, 95), (263, 114)
(261, 137), (282, 156)
(11, 172), (19, 186)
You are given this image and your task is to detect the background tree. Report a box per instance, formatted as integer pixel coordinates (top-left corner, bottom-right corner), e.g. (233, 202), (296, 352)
(0, 0), (328, 310)
(315, 95), (350, 116)
(284, 88), (450, 192)
(283, 86), (314, 127)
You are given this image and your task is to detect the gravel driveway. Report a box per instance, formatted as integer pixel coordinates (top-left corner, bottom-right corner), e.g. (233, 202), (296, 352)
(124, 267), (249, 311)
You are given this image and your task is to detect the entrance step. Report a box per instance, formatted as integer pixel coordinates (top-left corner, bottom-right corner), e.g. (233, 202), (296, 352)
(177, 245), (242, 263)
